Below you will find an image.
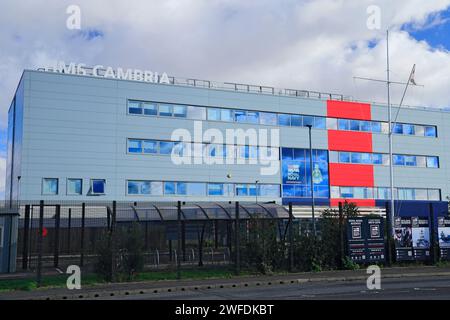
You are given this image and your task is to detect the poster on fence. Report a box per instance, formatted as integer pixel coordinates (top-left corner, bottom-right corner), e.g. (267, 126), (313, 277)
(346, 217), (385, 263)
(347, 218), (366, 262)
(438, 217), (450, 260)
(411, 216), (430, 261)
(366, 218), (385, 262)
(394, 217), (414, 261)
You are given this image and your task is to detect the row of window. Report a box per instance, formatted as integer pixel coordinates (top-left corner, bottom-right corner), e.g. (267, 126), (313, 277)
(329, 151), (439, 168)
(330, 186), (441, 201)
(127, 100), (438, 137)
(42, 178), (105, 195)
(127, 180), (281, 197)
(128, 139), (279, 160)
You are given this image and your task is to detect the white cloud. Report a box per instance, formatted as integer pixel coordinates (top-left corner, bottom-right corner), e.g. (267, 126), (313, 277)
(0, 0), (450, 131)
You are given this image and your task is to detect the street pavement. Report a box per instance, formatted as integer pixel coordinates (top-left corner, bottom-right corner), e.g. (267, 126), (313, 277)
(1, 266), (450, 300)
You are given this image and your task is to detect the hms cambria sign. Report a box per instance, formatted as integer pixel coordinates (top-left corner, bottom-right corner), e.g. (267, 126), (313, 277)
(43, 61), (170, 84)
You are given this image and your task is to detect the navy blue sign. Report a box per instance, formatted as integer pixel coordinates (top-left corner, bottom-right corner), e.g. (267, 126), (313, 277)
(281, 148), (329, 198)
(438, 217), (450, 260)
(347, 217), (385, 263)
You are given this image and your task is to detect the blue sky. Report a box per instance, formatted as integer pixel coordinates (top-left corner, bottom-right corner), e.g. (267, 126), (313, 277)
(404, 8), (450, 51)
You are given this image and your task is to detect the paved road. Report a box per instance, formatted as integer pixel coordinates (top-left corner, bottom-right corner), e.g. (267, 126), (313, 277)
(113, 275), (450, 300)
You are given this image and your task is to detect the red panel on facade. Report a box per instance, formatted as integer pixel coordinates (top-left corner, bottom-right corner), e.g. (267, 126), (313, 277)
(327, 100), (371, 120)
(330, 199), (376, 207)
(328, 130), (373, 152)
(329, 163), (374, 187)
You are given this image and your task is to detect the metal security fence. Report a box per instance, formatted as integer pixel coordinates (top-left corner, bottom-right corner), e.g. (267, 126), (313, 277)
(10, 200), (294, 281)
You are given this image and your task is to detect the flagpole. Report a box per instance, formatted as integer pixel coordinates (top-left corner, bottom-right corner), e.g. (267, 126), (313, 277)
(387, 29), (395, 235)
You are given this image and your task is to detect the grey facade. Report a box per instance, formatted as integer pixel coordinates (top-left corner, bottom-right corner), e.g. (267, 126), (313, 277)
(4, 69), (450, 206)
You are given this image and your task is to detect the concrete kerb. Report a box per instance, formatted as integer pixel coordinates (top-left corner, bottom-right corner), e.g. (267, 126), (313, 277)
(29, 270), (450, 300)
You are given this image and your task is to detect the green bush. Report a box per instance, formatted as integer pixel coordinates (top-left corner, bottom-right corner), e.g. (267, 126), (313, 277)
(94, 223), (145, 282)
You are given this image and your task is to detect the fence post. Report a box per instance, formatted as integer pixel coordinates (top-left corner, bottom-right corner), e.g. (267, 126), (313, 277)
(214, 220), (219, 250)
(235, 201), (240, 275)
(67, 208), (72, 254)
(177, 201), (182, 280)
(429, 202), (438, 265)
(112, 201), (117, 233)
(36, 200), (44, 287)
(385, 201), (393, 266)
(54, 204), (61, 268)
(80, 203), (85, 267)
(22, 205), (30, 270)
(111, 201), (117, 281)
(182, 220), (186, 262)
(338, 202), (345, 269)
(288, 202), (294, 272)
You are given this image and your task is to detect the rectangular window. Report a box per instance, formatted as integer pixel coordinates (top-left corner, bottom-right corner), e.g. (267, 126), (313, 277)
(164, 182), (176, 195)
(150, 181), (163, 195)
(372, 153), (383, 165)
(382, 154), (390, 166)
(248, 184), (257, 196)
(377, 187), (390, 200)
(127, 180), (150, 195)
(303, 116), (314, 127)
(404, 155), (417, 166)
(246, 111), (259, 124)
(339, 152), (350, 163)
(143, 140), (158, 154)
(326, 118), (338, 130)
(314, 116), (326, 129)
(403, 124), (415, 135)
(415, 189), (428, 200)
(290, 115), (302, 127)
(349, 120), (360, 131)
(260, 112), (278, 125)
(187, 183), (206, 196)
(234, 110), (247, 122)
(416, 156), (426, 167)
(425, 126), (437, 137)
(42, 178), (58, 195)
(187, 106), (206, 120)
(67, 178), (82, 195)
(427, 156), (439, 168)
(207, 108), (221, 121)
(278, 114), (291, 126)
(428, 189), (440, 201)
(128, 100), (142, 114)
(143, 102), (157, 116)
(340, 187), (353, 198)
(208, 183), (224, 196)
(360, 121), (371, 132)
(159, 104), (173, 117)
(381, 122), (389, 134)
(259, 184), (280, 197)
(351, 152), (362, 163)
(415, 125), (425, 136)
(371, 122), (381, 133)
(235, 184), (248, 196)
(393, 123), (403, 134)
(159, 141), (174, 155)
(176, 182), (187, 195)
(91, 179), (105, 195)
(338, 119), (349, 130)
(220, 109), (233, 122)
(128, 139), (142, 153)
(173, 105), (187, 118)
(393, 154), (405, 166)
(360, 153), (372, 164)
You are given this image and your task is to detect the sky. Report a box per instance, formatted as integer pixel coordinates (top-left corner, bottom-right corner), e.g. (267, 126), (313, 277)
(1, 0), (450, 199)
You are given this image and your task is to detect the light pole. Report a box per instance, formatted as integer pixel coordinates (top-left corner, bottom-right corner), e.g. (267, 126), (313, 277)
(306, 125), (316, 236)
(255, 180), (259, 204)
